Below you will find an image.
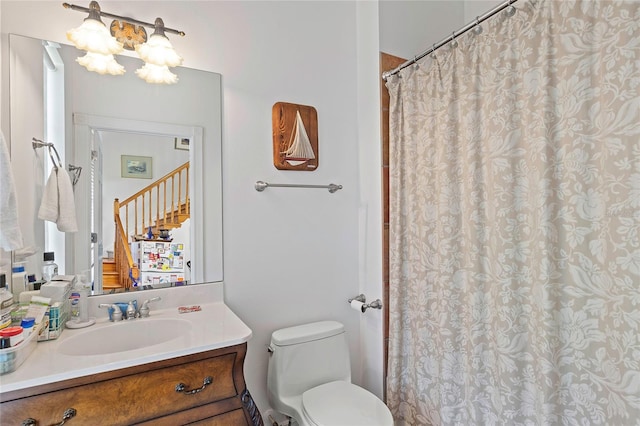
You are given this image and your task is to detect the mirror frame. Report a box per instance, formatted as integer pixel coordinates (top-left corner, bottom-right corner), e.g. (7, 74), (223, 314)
(72, 113), (205, 292)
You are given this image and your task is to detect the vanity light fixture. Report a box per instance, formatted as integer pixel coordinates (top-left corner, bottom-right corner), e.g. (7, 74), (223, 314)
(65, 1), (125, 75)
(135, 18), (183, 84)
(63, 1), (185, 83)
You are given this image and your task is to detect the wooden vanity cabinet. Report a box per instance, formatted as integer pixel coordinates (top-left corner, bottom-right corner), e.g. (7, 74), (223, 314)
(0, 343), (263, 426)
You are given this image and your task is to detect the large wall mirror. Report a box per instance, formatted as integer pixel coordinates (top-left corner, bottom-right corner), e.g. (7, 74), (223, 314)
(8, 34), (223, 295)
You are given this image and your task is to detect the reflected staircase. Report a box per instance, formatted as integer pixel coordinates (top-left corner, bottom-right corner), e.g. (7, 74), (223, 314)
(103, 162), (190, 290)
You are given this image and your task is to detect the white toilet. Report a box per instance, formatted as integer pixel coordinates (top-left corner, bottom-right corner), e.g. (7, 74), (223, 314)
(267, 321), (394, 426)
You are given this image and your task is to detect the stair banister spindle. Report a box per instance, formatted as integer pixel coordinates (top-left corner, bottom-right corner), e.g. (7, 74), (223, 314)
(185, 167), (190, 216)
(171, 175), (176, 223)
(149, 190), (153, 235)
(156, 185), (160, 232)
(163, 180), (167, 226)
(142, 193), (146, 235)
(134, 199), (138, 237)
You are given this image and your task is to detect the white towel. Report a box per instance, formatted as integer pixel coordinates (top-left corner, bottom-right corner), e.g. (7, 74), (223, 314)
(0, 130), (24, 250)
(38, 167), (78, 233)
(38, 168), (59, 223)
(56, 167), (77, 233)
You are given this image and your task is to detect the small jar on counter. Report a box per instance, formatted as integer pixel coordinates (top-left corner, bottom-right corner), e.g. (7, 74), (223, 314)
(0, 326), (24, 347)
(20, 317), (35, 337)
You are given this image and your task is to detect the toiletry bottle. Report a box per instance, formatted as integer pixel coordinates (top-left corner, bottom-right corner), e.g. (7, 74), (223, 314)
(27, 274), (36, 291)
(0, 274), (14, 330)
(70, 292), (80, 318)
(11, 263), (27, 300)
(42, 252), (58, 282)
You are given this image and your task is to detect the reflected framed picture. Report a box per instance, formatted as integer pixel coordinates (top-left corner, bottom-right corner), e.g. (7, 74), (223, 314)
(121, 155), (152, 179)
(174, 137), (190, 151)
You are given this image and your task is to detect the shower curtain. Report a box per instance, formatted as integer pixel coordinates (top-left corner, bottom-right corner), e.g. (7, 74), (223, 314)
(385, 0), (640, 424)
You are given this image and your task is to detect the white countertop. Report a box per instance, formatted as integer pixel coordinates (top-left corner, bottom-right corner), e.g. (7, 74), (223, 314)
(0, 300), (252, 394)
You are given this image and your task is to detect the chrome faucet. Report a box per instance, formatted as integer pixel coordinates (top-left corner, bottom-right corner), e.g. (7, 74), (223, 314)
(139, 297), (162, 318)
(98, 303), (123, 321)
(125, 301), (137, 320)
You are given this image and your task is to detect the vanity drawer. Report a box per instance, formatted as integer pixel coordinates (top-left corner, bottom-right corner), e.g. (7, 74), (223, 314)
(1, 352), (239, 426)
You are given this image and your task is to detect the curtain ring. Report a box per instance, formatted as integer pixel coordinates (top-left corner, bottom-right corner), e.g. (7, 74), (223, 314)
(504, 0), (516, 17)
(450, 31), (458, 48)
(431, 43), (437, 58)
(473, 16), (483, 35)
(413, 55), (418, 69)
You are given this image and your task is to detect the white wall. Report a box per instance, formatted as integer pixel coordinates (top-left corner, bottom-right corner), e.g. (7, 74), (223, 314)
(379, 0), (465, 59)
(465, 0), (504, 22)
(378, 0), (504, 61)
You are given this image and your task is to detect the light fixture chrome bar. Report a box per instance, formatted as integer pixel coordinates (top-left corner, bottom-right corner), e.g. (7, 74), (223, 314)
(382, 0), (518, 80)
(255, 181), (343, 193)
(62, 2), (185, 36)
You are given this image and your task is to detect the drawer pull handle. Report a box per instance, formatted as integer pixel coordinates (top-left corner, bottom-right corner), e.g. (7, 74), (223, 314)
(21, 408), (77, 426)
(51, 408), (77, 426)
(175, 376), (213, 395)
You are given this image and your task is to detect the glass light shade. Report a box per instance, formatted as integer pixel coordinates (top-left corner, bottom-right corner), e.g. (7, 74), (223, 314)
(67, 18), (124, 55)
(135, 63), (178, 84)
(135, 34), (183, 67)
(77, 52), (125, 75)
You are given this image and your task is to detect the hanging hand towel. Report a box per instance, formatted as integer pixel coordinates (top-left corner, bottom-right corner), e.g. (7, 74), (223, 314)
(0, 130), (24, 250)
(55, 167), (78, 233)
(38, 168), (59, 223)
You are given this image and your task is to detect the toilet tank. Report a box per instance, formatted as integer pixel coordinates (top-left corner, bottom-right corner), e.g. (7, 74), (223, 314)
(267, 321), (351, 403)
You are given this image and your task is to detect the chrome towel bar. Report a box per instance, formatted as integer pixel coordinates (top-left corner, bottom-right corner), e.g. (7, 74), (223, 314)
(255, 181), (342, 193)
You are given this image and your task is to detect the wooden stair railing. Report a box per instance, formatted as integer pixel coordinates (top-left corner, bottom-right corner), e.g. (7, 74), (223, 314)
(112, 162), (190, 288)
(114, 214), (139, 289)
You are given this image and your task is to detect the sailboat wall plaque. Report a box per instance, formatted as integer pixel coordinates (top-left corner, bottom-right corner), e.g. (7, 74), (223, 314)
(272, 102), (318, 171)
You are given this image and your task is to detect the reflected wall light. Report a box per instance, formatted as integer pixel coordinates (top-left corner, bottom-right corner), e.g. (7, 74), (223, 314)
(63, 1), (185, 83)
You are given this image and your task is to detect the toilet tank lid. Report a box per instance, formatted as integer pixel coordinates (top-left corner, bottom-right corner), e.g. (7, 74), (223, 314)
(271, 321), (345, 346)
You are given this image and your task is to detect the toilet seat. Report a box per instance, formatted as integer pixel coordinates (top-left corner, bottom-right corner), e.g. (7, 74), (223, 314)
(301, 381), (394, 426)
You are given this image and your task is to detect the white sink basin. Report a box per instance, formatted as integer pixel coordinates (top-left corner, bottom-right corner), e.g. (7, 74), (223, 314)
(58, 318), (192, 356)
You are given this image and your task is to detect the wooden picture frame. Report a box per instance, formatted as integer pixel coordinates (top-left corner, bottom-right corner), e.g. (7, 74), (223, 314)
(272, 102), (318, 171)
(174, 137), (190, 151)
(121, 155), (152, 179)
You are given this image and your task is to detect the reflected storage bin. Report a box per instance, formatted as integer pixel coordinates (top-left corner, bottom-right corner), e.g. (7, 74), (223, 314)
(0, 322), (43, 375)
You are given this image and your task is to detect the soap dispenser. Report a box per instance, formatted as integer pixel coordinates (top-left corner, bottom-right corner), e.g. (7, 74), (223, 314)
(65, 273), (95, 329)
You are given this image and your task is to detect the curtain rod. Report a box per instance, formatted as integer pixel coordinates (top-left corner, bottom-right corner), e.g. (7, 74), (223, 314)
(382, 0), (519, 81)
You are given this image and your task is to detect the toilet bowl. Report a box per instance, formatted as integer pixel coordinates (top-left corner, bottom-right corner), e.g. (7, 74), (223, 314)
(267, 321), (393, 426)
(301, 380), (393, 426)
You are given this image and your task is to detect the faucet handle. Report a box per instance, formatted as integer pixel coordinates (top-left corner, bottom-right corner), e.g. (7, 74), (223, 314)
(98, 303), (123, 321)
(139, 297), (162, 318)
(126, 300), (138, 320)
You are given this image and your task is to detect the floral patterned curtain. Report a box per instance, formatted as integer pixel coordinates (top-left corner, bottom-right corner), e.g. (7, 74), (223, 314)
(385, 0), (640, 424)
